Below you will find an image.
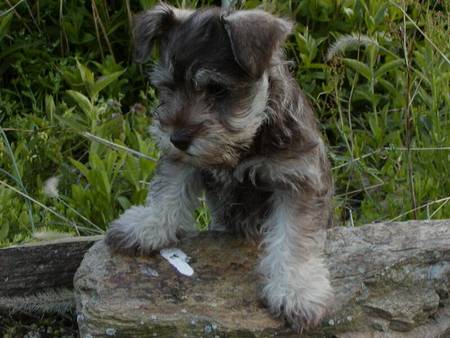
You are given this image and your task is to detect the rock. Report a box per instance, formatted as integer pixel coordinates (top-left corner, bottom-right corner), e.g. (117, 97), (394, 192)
(74, 220), (450, 337)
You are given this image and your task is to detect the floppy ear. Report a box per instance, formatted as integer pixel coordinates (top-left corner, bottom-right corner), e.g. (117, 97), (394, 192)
(133, 3), (192, 63)
(222, 10), (293, 78)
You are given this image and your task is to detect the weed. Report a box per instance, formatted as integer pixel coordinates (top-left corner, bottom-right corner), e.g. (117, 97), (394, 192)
(0, 0), (448, 245)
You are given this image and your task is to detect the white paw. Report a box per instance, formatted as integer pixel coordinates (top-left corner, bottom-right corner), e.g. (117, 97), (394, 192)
(105, 206), (176, 254)
(261, 262), (333, 331)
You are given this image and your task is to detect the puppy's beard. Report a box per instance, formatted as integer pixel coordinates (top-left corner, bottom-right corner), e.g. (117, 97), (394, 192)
(188, 135), (245, 167)
(149, 74), (270, 168)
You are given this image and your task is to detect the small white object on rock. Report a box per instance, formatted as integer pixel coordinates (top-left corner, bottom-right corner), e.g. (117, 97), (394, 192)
(160, 248), (194, 276)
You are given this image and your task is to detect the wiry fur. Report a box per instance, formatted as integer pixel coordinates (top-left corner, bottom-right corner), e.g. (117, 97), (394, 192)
(106, 160), (202, 254)
(105, 3), (334, 331)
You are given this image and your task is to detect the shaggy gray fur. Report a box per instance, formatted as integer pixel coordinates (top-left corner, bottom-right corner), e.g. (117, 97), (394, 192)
(105, 3), (334, 331)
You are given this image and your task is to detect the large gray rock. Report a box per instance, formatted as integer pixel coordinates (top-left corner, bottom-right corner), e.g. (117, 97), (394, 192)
(74, 220), (450, 337)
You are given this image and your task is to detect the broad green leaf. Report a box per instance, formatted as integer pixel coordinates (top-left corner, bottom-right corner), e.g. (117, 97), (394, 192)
(0, 12), (13, 42)
(66, 90), (93, 115)
(92, 69), (126, 98)
(70, 159), (91, 182)
(103, 151), (117, 179)
(343, 58), (372, 80)
(92, 152), (107, 170)
(55, 110), (88, 131)
(0, 222), (9, 241)
(77, 61), (94, 84)
(124, 155), (139, 188)
(70, 185), (86, 206)
(45, 94), (55, 122)
(117, 196), (131, 210)
(76, 60), (95, 96)
(378, 78), (396, 95)
(99, 169), (111, 196)
(375, 59), (404, 79)
(374, 5), (388, 25)
(353, 88), (375, 103)
(367, 45), (378, 68)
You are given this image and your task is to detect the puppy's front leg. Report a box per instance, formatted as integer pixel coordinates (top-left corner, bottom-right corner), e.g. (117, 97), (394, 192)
(105, 159), (201, 254)
(259, 190), (333, 331)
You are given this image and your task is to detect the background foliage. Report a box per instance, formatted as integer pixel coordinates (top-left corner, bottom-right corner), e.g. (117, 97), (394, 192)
(0, 0), (449, 246)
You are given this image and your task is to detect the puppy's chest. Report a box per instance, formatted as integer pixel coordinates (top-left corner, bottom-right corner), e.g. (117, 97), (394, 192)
(201, 168), (272, 200)
(202, 168), (273, 232)
(202, 168), (235, 188)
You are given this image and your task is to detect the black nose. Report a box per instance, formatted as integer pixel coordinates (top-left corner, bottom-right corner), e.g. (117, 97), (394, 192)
(170, 131), (192, 151)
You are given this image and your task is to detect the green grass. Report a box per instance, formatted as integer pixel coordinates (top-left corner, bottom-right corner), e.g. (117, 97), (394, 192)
(0, 312), (77, 337)
(0, 0), (449, 246)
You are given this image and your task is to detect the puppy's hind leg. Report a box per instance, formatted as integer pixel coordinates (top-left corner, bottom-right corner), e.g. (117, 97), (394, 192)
(259, 190), (333, 331)
(105, 159), (202, 254)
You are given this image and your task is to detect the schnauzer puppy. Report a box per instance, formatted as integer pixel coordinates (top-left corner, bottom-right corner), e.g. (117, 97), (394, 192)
(105, 3), (333, 330)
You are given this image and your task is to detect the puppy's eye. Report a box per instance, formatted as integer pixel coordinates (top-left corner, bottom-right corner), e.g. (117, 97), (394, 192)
(205, 82), (228, 97)
(151, 103), (164, 118)
(158, 84), (175, 93)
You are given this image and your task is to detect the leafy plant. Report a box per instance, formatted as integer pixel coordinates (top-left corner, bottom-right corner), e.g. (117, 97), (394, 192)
(0, 0), (449, 246)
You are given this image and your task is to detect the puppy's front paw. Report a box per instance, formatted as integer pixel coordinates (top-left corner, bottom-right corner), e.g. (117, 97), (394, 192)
(263, 271), (333, 332)
(281, 295), (329, 332)
(104, 206), (175, 255)
(104, 220), (141, 255)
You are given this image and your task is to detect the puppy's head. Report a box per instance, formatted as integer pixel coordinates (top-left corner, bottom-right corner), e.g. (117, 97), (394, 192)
(134, 4), (292, 167)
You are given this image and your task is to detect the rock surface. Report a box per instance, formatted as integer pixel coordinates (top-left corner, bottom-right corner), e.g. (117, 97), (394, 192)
(74, 220), (450, 337)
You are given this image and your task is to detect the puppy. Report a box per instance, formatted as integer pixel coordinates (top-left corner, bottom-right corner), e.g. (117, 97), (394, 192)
(105, 3), (334, 330)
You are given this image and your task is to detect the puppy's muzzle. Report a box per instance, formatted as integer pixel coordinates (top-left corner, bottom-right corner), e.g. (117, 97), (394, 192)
(170, 130), (192, 151)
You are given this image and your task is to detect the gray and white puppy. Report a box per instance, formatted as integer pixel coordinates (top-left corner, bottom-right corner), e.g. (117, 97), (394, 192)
(105, 3), (334, 330)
